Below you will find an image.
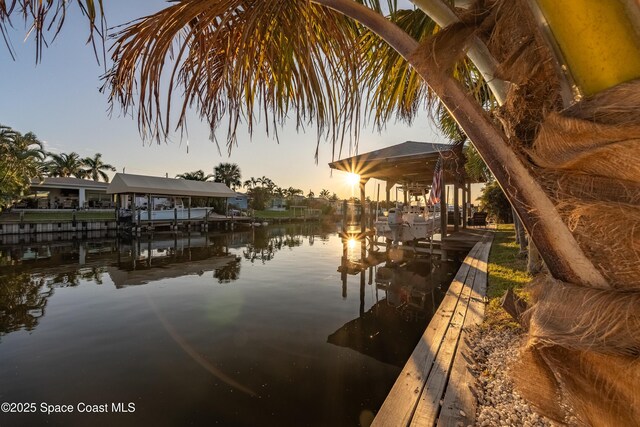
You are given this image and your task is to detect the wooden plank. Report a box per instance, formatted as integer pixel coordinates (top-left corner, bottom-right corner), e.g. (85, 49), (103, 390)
(437, 234), (493, 427)
(409, 248), (481, 427)
(372, 242), (483, 427)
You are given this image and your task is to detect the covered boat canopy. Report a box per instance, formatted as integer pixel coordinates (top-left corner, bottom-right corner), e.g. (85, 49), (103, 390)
(106, 173), (236, 198)
(328, 141), (478, 191)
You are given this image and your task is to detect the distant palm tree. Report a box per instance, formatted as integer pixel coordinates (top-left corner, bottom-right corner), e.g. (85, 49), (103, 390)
(286, 187), (303, 199)
(82, 153), (116, 182)
(273, 187), (285, 199)
(47, 152), (86, 178)
(257, 176), (273, 188)
(214, 163), (241, 190)
(176, 170), (214, 181)
(243, 177), (257, 190)
(319, 189), (331, 199)
(307, 190), (315, 199)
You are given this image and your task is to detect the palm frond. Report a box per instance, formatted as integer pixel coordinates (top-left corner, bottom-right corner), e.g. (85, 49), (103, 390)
(0, 0), (105, 62)
(359, 7), (437, 129)
(105, 0), (364, 159)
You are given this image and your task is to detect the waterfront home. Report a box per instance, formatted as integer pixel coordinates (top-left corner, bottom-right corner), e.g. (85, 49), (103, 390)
(18, 177), (113, 209)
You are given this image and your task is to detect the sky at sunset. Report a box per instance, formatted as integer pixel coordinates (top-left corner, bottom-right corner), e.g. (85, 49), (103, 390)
(0, 1), (482, 202)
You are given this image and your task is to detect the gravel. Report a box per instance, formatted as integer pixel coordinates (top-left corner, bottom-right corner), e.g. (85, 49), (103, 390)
(468, 327), (555, 427)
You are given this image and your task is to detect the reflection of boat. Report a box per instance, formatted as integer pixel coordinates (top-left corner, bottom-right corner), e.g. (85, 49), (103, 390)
(20, 247), (52, 261)
(374, 206), (440, 243)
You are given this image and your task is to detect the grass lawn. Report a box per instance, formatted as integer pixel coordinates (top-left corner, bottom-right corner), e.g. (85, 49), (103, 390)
(23, 211), (73, 221)
(75, 211), (116, 220)
(485, 224), (532, 328)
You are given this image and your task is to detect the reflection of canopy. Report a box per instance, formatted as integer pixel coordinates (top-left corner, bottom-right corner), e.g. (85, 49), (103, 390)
(107, 173), (236, 198)
(327, 301), (426, 367)
(107, 256), (237, 287)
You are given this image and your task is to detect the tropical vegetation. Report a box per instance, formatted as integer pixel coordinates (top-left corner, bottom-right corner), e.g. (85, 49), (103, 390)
(0, 126), (45, 208)
(0, 125), (118, 209)
(213, 163), (242, 190)
(176, 170), (214, 181)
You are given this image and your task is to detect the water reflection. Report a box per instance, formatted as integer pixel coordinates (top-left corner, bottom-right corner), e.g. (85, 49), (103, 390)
(330, 235), (457, 366)
(0, 223), (335, 338)
(0, 274), (52, 336)
(0, 223), (460, 426)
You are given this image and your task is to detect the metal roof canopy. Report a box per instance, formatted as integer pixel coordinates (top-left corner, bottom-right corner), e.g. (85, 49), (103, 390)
(106, 173), (236, 198)
(328, 141), (475, 192)
(31, 177), (109, 191)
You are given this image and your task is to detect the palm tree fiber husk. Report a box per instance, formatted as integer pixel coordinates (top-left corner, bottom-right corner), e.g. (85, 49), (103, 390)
(529, 80), (640, 183)
(513, 345), (640, 426)
(525, 277), (640, 356)
(513, 276), (640, 426)
(482, 0), (563, 146)
(540, 171), (640, 205)
(556, 200), (640, 289)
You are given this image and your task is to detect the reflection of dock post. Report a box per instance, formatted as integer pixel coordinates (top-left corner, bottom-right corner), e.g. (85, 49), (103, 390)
(341, 238), (348, 298)
(359, 271), (365, 317)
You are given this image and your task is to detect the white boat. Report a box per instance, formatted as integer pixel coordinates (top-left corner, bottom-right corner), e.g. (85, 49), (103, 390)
(136, 207), (213, 221)
(374, 205), (441, 244)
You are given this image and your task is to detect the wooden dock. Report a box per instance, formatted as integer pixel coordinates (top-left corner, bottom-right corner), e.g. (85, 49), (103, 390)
(372, 231), (494, 427)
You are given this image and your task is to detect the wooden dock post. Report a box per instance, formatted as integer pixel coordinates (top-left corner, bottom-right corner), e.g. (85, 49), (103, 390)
(342, 199), (347, 232)
(453, 183), (460, 232)
(462, 182), (468, 229)
(440, 179), (447, 239)
(360, 180), (366, 234)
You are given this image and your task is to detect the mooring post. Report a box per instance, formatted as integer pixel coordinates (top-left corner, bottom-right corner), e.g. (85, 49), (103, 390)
(440, 181), (447, 238)
(453, 183), (460, 232)
(342, 199), (347, 232)
(462, 182), (468, 229)
(360, 180), (366, 234)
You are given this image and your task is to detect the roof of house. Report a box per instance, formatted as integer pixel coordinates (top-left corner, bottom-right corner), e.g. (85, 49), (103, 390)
(106, 173), (236, 198)
(30, 177), (110, 190)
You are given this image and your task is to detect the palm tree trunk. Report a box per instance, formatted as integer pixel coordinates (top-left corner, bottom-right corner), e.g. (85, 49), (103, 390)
(527, 240), (543, 274)
(513, 208), (527, 255)
(313, 0), (608, 288)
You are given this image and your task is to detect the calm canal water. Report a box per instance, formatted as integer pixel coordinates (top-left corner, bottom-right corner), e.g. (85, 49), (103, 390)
(0, 224), (459, 426)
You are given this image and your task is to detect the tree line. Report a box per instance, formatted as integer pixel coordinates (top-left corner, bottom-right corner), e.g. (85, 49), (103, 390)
(176, 165), (338, 211)
(0, 125), (116, 209)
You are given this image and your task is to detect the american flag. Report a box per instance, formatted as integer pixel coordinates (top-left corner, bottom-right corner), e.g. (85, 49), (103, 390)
(428, 157), (442, 205)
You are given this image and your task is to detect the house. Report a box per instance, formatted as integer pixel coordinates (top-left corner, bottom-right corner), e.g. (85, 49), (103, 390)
(25, 177), (112, 209)
(227, 192), (248, 210)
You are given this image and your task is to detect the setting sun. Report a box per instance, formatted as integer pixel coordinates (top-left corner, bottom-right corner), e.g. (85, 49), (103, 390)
(345, 172), (360, 187)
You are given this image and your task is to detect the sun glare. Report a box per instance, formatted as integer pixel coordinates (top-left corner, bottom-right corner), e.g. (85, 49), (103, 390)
(347, 238), (357, 250)
(345, 172), (360, 187)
